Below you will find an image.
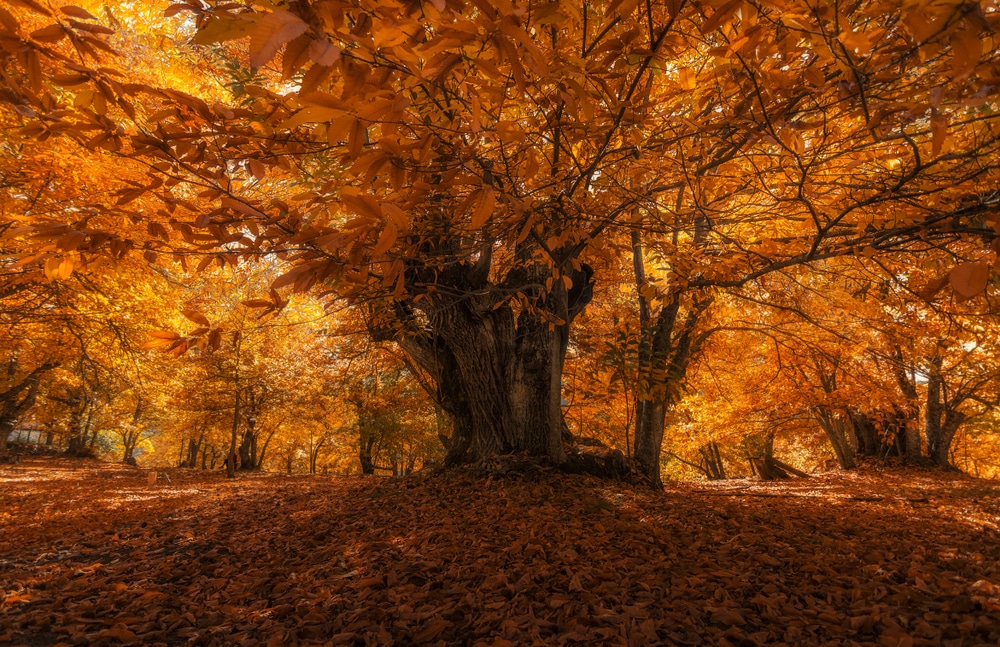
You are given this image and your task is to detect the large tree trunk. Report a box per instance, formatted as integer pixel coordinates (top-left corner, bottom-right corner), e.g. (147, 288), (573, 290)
(815, 408), (858, 469)
(359, 434), (376, 475)
(921, 355), (966, 468)
(182, 435), (203, 468)
(847, 410), (905, 459)
(395, 292), (572, 466)
(0, 363), (55, 456)
(382, 240), (595, 472)
(926, 399), (965, 469)
(238, 428), (258, 470)
(930, 410), (965, 467)
(891, 348), (922, 463)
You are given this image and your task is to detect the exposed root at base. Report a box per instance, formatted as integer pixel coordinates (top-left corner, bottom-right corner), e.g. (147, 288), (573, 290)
(467, 449), (654, 486)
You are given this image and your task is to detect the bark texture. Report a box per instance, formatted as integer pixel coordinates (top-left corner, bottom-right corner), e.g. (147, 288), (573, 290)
(0, 363), (56, 456)
(384, 252), (594, 469)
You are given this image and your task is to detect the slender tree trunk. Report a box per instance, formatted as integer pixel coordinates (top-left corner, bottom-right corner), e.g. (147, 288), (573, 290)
(257, 424), (280, 471)
(632, 294), (707, 487)
(227, 391), (241, 478)
(699, 442), (726, 479)
(923, 356), (946, 465)
(311, 435), (328, 474)
(891, 347), (923, 463)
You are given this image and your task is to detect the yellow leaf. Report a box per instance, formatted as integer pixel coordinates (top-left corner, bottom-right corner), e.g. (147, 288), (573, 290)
(192, 16), (254, 45)
(30, 23), (66, 42)
(700, 0), (741, 34)
(839, 28), (872, 56)
(382, 203), (408, 230)
(916, 275), (949, 301)
(249, 10), (308, 69)
(281, 106), (343, 130)
(43, 256), (60, 280)
(248, 159), (266, 180)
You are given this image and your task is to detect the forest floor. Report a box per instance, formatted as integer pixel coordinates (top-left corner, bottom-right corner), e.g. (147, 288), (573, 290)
(1, 458), (999, 647)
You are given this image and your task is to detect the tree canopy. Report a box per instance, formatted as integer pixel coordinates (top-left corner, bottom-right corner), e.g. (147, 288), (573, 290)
(1, 0), (999, 482)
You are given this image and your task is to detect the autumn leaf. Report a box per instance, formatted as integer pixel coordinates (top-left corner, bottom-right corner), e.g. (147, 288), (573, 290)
(372, 221), (397, 257)
(949, 262), (989, 300)
(181, 309), (211, 327)
(469, 187), (496, 229)
(249, 11), (308, 68)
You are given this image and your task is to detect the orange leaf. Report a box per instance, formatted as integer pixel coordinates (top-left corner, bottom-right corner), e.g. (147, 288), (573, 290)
(373, 221), (398, 257)
(309, 39), (340, 66)
(470, 187), (496, 229)
(60, 6), (97, 20)
(181, 309), (211, 326)
(29, 23), (66, 42)
(249, 10), (308, 69)
(916, 275), (949, 301)
(949, 261), (989, 300)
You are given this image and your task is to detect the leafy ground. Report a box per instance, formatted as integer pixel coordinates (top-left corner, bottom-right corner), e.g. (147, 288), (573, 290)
(1, 458), (999, 646)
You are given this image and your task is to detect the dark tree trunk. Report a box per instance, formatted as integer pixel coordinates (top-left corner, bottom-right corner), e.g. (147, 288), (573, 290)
(748, 434), (809, 480)
(394, 284), (578, 467)
(749, 435), (784, 480)
(815, 407), (858, 469)
(182, 437), (201, 468)
(0, 363), (55, 456)
(848, 411), (903, 459)
(227, 391), (240, 479)
(378, 240), (598, 474)
(122, 434), (138, 464)
(698, 442), (726, 480)
(310, 434), (328, 474)
(927, 407), (965, 468)
(632, 294), (707, 487)
(359, 434), (376, 475)
(921, 355), (965, 468)
(238, 429), (258, 470)
(257, 426), (279, 471)
(63, 394), (89, 457)
(891, 347), (922, 463)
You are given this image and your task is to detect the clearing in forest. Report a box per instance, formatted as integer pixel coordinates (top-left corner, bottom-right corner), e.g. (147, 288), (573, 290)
(1, 458), (999, 646)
